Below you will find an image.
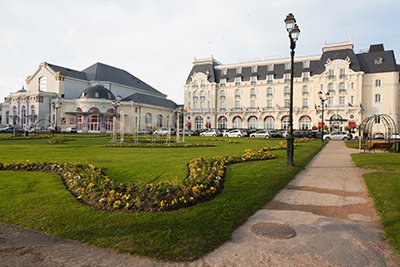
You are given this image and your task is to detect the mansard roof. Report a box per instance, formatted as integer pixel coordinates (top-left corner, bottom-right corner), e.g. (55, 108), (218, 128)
(123, 92), (177, 109)
(47, 63), (88, 80)
(187, 43), (398, 83)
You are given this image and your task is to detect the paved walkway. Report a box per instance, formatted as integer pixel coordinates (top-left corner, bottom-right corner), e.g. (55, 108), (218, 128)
(1, 141), (399, 266)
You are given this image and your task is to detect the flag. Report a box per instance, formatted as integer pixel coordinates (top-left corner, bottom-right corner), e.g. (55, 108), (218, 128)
(359, 103), (364, 111)
(275, 104), (281, 110)
(348, 102), (353, 107)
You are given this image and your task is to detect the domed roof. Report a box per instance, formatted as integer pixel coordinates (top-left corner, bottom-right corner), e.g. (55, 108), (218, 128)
(79, 84), (116, 100)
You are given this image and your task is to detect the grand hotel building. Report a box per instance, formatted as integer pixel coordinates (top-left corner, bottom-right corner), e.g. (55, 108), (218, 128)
(183, 41), (400, 133)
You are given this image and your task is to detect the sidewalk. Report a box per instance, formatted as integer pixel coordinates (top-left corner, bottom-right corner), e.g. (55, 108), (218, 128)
(194, 141), (399, 266)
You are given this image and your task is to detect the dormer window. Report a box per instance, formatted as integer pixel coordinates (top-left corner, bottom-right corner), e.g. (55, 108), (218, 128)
(328, 69), (335, 79)
(339, 68), (346, 78)
(222, 69), (227, 75)
(268, 64), (274, 72)
(302, 71), (310, 81)
(235, 77), (241, 86)
(251, 65), (258, 73)
(374, 57), (383, 65)
(285, 62), (291, 70)
(220, 78), (226, 87)
(236, 67), (242, 74)
(266, 74), (274, 84)
(303, 61), (310, 68)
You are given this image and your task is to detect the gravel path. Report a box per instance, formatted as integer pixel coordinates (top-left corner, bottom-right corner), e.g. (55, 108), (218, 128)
(1, 141), (399, 266)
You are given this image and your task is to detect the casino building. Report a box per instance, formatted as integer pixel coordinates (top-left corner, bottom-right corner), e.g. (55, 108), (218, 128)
(0, 62), (178, 133)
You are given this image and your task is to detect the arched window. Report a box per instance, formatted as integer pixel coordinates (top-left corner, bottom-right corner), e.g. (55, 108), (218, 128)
(145, 113), (152, 127)
(281, 116), (289, 130)
(217, 116), (227, 129)
(233, 116), (242, 129)
(248, 116), (258, 129)
(76, 107), (83, 131)
(375, 93), (381, 103)
(21, 106), (26, 125)
(88, 107), (101, 132)
(156, 114), (163, 128)
(264, 116), (275, 130)
(31, 105), (36, 123)
(106, 108), (114, 132)
(299, 115), (311, 130)
(5, 111), (9, 125)
(194, 116), (203, 130)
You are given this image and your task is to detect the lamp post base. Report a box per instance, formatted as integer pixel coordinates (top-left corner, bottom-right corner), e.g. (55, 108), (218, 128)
(286, 134), (294, 166)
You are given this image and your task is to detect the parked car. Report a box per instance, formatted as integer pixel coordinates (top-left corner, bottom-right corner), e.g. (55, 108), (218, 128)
(62, 127), (77, 133)
(137, 129), (152, 135)
(268, 130), (282, 138)
(373, 132), (385, 139)
(200, 129), (221, 137)
(293, 130), (312, 138)
(250, 130), (270, 139)
(0, 126), (14, 133)
(309, 131), (322, 139)
(278, 130), (288, 138)
(390, 133), (400, 140)
(153, 128), (175, 136)
(323, 131), (352, 141)
(224, 129), (247, 137)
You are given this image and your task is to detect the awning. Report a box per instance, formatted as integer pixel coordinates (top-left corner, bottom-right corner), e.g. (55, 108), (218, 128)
(318, 122), (325, 128)
(186, 121), (192, 127)
(205, 122), (211, 128)
(348, 121), (356, 129)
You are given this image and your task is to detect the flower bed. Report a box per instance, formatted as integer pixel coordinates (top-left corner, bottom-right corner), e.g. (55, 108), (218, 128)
(0, 143), (285, 212)
(104, 143), (215, 148)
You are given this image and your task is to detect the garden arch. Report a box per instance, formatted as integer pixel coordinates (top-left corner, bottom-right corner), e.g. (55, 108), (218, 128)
(358, 114), (397, 141)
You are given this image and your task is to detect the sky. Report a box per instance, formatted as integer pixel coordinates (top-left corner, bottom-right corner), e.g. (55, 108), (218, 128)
(0, 0), (399, 104)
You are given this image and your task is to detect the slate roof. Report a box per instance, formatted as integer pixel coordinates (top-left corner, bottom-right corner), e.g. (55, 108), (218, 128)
(188, 43), (399, 83)
(123, 93), (177, 109)
(47, 63), (88, 80)
(82, 63), (164, 96)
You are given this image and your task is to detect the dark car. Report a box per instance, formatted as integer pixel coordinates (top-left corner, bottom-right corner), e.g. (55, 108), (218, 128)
(293, 130), (312, 138)
(268, 130), (282, 138)
(0, 127), (24, 133)
(309, 131), (322, 139)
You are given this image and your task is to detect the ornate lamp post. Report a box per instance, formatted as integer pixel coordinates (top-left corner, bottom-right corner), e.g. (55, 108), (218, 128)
(284, 13), (300, 166)
(111, 99), (120, 142)
(52, 98), (62, 133)
(318, 91), (329, 142)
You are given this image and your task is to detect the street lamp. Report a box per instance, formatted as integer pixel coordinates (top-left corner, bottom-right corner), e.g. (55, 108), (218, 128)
(318, 91), (329, 142)
(112, 99), (120, 142)
(284, 13), (300, 166)
(52, 98), (62, 133)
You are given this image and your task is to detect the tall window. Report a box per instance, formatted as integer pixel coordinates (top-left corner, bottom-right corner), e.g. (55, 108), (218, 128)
(235, 89), (240, 97)
(284, 73), (291, 82)
(21, 106), (26, 125)
(266, 74), (274, 83)
(234, 77), (241, 86)
(250, 100), (256, 108)
(327, 97), (334, 106)
(375, 93), (381, 103)
(250, 76), (257, 85)
(303, 72), (310, 81)
(30, 105), (36, 124)
(267, 87), (273, 96)
(264, 117), (274, 130)
(106, 108), (114, 132)
(88, 107), (101, 132)
(145, 113), (152, 127)
(250, 88), (256, 97)
(234, 100), (241, 109)
(375, 79), (382, 87)
(281, 116), (289, 129)
(339, 96), (346, 106)
(284, 86), (290, 96)
(248, 117), (257, 129)
(38, 76), (47, 91)
(284, 99), (290, 108)
(302, 98), (309, 108)
(302, 85), (309, 95)
(299, 116), (311, 130)
(217, 117), (227, 129)
(339, 68), (346, 78)
(233, 117), (242, 128)
(156, 114), (163, 128)
(328, 83), (334, 93)
(339, 82), (346, 92)
(194, 116), (203, 130)
(328, 69), (335, 79)
(266, 99), (273, 109)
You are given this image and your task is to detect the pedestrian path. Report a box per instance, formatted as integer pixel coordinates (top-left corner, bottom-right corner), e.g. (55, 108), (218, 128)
(194, 141), (399, 266)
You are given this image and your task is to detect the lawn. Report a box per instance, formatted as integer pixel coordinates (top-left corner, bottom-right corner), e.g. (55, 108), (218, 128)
(350, 145), (400, 254)
(0, 135), (323, 261)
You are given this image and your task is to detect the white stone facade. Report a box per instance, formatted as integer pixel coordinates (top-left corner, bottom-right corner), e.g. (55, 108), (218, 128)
(184, 41), (400, 134)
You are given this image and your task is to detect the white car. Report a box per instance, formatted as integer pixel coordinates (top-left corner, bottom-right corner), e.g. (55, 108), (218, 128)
(153, 128), (172, 136)
(390, 133), (400, 140)
(200, 129), (221, 137)
(224, 129), (247, 138)
(250, 130), (270, 139)
(323, 131), (352, 141)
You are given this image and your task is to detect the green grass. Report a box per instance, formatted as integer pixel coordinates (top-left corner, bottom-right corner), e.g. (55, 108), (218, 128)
(0, 135), (323, 261)
(351, 151), (400, 254)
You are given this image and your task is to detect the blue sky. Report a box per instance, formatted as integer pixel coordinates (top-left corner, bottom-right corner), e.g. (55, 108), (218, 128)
(0, 0), (399, 103)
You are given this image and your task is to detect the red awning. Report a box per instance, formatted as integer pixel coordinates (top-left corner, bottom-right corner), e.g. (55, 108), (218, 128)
(348, 121), (356, 128)
(318, 122), (325, 128)
(186, 121), (191, 127)
(205, 122), (211, 128)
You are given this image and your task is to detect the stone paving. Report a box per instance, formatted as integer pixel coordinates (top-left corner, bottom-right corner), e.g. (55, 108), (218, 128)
(1, 141), (399, 266)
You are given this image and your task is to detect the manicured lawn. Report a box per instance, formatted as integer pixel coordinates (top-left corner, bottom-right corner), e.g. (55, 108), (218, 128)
(351, 150), (400, 254)
(0, 135), (323, 261)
